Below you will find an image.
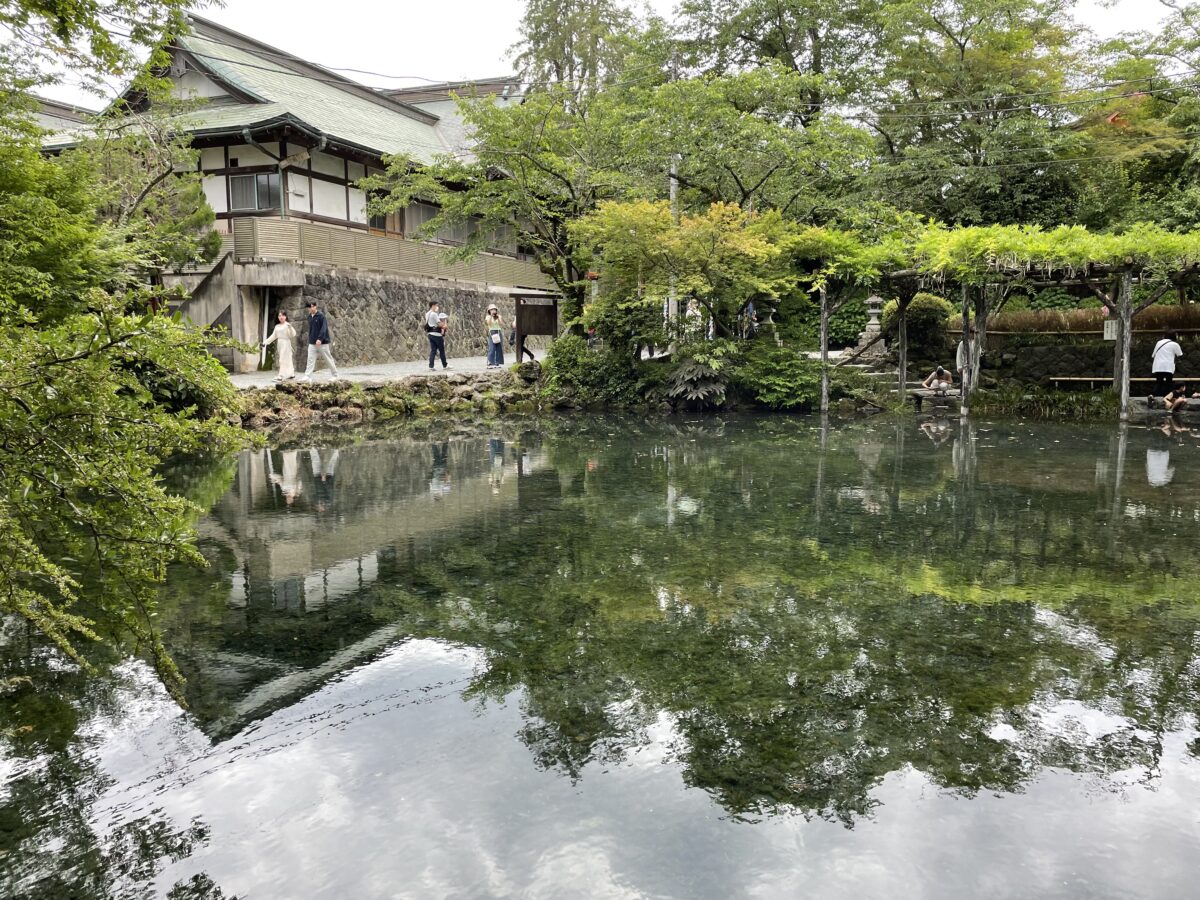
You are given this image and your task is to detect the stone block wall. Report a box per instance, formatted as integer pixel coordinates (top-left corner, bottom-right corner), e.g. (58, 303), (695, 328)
(288, 268), (552, 367)
(981, 334), (1200, 383)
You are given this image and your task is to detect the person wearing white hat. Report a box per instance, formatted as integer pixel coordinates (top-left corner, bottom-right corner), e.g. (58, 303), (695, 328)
(484, 303), (506, 368)
(426, 300), (449, 369)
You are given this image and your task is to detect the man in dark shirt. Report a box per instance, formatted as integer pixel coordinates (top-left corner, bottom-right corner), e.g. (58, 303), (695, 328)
(298, 301), (340, 381)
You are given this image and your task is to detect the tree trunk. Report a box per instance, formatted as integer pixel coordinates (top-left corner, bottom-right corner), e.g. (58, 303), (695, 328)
(970, 288), (990, 392)
(1118, 270), (1134, 422)
(1111, 319), (1125, 391)
(897, 297), (910, 397)
(819, 286), (830, 414)
(960, 283), (972, 417)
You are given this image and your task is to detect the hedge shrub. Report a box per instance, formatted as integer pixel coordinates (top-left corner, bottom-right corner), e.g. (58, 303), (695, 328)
(881, 293), (955, 356)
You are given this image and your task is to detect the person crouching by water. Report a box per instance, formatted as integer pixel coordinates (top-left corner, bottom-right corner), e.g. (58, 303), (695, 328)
(922, 366), (954, 395)
(263, 310), (298, 381)
(426, 300), (448, 370)
(1163, 382), (1199, 413)
(298, 301), (339, 381)
(485, 304), (505, 368)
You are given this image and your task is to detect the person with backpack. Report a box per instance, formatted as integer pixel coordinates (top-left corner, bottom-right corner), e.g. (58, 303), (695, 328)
(426, 300), (448, 370)
(1151, 331), (1183, 398)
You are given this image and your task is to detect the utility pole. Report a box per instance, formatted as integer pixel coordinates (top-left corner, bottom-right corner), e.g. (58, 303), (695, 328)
(667, 54), (681, 349)
(668, 152), (679, 347)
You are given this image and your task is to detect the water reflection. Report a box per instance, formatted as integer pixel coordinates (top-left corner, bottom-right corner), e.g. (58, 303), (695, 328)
(5, 417), (1200, 898)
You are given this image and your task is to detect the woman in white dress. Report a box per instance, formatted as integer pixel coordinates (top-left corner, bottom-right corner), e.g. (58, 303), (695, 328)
(263, 311), (298, 381)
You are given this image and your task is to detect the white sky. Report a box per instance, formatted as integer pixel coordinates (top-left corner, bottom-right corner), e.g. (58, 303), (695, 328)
(38, 0), (1170, 109)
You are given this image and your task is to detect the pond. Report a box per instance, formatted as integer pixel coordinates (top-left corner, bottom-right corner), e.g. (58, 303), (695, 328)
(4, 415), (1200, 899)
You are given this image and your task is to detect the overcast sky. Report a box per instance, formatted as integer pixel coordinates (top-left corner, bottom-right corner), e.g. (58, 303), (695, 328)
(41, 0), (1170, 109)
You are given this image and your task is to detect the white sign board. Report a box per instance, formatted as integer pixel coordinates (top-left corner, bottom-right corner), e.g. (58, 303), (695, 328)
(1103, 319), (1119, 341)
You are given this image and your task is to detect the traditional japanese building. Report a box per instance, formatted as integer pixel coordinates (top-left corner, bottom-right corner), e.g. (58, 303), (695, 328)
(42, 16), (554, 372)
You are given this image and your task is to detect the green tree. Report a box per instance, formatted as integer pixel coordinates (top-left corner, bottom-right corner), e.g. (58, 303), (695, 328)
(641, 65), (874, 216)
(677, 0), (882, 122)
(572, 199), (801, 338)
(71, 93), (224, 273)
(511, 0), (638, 90)
(865, 0), (1085, 226)
(365, 86), (653, 321)
(0, 0), (192, 90)
(0, 3), (244, 692)
(1074, 2), (1200, 229)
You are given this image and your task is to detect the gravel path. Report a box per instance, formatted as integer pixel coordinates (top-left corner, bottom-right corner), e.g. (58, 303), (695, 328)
(230, 349), (545, 391)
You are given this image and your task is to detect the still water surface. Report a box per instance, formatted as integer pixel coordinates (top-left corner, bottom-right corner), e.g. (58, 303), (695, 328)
(4, 416), (1200, 899)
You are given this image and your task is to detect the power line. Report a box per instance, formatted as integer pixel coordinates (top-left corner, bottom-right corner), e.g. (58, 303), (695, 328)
(844, 65), (1200, 110)
(85, 24), (1200, 177)
(864, 144), (1190, 180)
(164, 27), (1200, 122)
(99, 23), (1200, 138)
(107, 25), (665, 95)
(852, 78), (1200, 123)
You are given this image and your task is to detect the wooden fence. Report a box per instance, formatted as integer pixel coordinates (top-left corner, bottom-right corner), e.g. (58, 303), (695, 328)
(231, 218), (554, 291)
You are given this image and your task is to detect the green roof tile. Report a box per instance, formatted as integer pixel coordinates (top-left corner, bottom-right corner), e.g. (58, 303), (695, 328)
(177, 30), (449, 163)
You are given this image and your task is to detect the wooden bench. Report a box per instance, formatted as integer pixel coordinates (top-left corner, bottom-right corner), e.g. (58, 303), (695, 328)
(909, 388), (961, 412)
(1048, 376), (1157, 390)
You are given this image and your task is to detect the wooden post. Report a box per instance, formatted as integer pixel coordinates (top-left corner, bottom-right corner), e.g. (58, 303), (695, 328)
(1111, 304), (1124, 392)
(960, 283), (972, 418)
(1118, 270), (1134, 422)
(819, 286), (830, 414)
(970, 286), (991, 393)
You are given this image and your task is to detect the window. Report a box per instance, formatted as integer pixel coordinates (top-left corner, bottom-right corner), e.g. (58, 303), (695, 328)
(406, 201), (439, 234)
(229, 173), (281, 211)
(488, 224), (518, 256)
(230, 174), (256, 210)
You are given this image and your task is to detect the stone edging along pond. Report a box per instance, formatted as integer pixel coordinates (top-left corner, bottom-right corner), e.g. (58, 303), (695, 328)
(237, 364), (545, 431)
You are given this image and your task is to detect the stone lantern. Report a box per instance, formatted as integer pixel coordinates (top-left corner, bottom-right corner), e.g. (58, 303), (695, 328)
(853, 294), (887, 359)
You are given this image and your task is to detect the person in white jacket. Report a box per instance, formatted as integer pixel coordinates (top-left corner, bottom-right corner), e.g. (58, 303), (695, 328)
(1151, 331), (1183, 398)
(263, 311), (299, 381)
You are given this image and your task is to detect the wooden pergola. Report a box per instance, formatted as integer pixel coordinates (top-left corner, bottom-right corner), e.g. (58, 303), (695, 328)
(804, 223), (1200, 421)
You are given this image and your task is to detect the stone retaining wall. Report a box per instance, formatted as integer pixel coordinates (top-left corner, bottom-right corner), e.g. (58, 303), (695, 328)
(285, 268), (551, 367)
(981, 334), (1200, 384)
(238, 365), (543, 431)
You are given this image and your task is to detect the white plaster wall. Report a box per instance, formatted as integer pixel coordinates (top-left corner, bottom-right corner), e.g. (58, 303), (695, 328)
(203, 175), (228, 214)
(226, 142), (279, 167)
(347, 161), (366, 183)
(200, 147), (225, 170)
(288, 174), (311, 213)
(348, 187), (368, 224)
(313, 179), (347, 219)
(175, 70), (230, 100)
(312, 150), (346, 178)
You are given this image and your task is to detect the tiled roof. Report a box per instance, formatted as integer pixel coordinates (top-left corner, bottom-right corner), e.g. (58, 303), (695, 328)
(175, 17), (451, 162)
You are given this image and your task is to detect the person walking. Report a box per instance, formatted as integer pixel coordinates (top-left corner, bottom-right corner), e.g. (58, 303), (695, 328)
(485, 304), (505, 368)
(1151, 331), (1183, 397)
(262, 310), (298, 381)
(269, 449), (304, 507)
(297, 301), (339, 381)
(426, 300), (448, 369)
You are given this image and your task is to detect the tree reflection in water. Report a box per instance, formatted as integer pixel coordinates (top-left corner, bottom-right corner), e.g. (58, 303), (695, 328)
(3, 416), (1200, 893)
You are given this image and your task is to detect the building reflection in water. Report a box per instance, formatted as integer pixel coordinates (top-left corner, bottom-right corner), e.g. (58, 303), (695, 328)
(211, 441), (551, 617)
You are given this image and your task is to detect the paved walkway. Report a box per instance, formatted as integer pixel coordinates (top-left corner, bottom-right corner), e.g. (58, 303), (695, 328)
(231, 349), (546, 390)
